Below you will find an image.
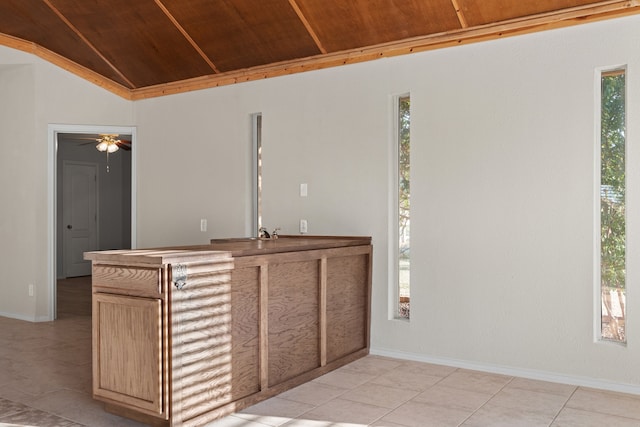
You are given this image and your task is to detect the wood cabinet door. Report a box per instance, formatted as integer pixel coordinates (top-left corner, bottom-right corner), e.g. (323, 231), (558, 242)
(93, 293), (163, 415)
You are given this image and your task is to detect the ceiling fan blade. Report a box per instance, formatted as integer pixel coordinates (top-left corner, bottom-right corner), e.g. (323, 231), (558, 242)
(116, 140), (131, 151)
(62, 134), (132, 151)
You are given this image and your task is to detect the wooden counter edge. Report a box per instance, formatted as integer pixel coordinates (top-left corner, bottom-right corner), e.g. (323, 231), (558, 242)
(84, 249), (233, 266)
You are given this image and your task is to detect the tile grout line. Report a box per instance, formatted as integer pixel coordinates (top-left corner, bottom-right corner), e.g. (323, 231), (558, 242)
(358, 362), (469, 426)
(547, 385), (580, 426)
(455, 373), (515, 426)
(553, 386), (640, 424)
(0, 396), (87, 427)
(282, 360), (430, 426)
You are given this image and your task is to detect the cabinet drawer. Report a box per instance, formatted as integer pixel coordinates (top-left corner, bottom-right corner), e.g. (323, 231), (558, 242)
(93, 265), (162, 298)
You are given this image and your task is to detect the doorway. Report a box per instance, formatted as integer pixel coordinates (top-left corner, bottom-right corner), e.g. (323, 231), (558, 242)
(48, 125), (136, 320)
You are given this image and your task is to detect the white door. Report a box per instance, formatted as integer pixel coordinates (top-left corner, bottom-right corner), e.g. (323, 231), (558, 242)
(63, 161), (98, 277)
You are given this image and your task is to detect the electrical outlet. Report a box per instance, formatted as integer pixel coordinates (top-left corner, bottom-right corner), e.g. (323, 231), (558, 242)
(300, 183), (308, 197)
(28, 284), (34, 297)
(300, 219), (308, 234)
(200, 219), (207, 232)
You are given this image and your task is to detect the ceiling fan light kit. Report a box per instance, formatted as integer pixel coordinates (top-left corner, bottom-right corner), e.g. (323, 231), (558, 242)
(95, 134), (121, 153)
(95, 134), (121, 172)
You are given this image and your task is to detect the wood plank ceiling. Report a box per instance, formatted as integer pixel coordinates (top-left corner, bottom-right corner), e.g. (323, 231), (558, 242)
(0, 0), (638, 99)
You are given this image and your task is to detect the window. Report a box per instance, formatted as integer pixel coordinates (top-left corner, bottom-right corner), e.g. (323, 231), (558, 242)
(397, 95), (411, 319)
(599, 69), (626, 343)
(252, 113), (263, 236)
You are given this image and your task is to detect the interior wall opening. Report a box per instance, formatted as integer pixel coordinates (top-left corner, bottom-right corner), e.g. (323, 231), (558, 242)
(49, 125), (136, 320)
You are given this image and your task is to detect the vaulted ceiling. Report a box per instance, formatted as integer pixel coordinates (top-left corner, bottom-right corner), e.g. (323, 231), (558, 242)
(0, 1), (638, 99)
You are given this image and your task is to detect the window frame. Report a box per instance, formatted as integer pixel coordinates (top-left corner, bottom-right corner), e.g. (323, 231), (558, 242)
(389, 93), (411, 321)
(251, 112), (262, 237)
(594, 66), (627, 345)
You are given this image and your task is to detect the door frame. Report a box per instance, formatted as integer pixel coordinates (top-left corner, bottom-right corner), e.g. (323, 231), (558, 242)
(48, 124), (137, 320)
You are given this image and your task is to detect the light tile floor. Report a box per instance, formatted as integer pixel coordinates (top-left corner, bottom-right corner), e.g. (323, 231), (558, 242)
(2, 278), (640, 426)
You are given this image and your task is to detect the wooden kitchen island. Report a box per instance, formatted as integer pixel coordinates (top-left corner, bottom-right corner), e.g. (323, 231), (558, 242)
(85, 235), (372, 426)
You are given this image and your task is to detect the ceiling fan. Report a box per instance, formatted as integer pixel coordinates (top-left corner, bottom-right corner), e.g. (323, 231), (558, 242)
(94, 134), (131, 173)
(68, 133), (132, 151)
(94, 134), (131, 152)
(69, 133), (132, 172)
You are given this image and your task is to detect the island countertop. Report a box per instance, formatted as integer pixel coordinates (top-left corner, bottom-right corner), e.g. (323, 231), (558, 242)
(208, 235), (372, 256)
(84, 235), (371, 263)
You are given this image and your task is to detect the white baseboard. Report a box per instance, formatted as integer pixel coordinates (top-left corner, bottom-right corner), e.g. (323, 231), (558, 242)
(0, 311), (52, 323)
(370, 346), (640, 396)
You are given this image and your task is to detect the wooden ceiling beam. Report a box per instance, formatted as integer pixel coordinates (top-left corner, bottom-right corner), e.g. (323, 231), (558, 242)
(154, 0), (220, 74)
(450, 0), (469, 28)
(42, 0), (136, 88)
(288, 0), (327, 54)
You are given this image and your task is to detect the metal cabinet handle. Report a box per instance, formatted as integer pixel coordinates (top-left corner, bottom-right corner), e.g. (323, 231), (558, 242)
(172, 264), (188, 290)
(67, 224), (73, 229)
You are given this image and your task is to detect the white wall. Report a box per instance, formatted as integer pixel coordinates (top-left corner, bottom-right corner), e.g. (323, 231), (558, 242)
(135, 15), (640, 392)
(0, 46), (134, 321)
(0, 62), (37, 320)
(134, 86), (255, 246)
(391, 21), (640, 390)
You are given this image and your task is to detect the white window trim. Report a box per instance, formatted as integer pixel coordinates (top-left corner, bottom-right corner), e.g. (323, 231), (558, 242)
(251, 113), (262, 237)
(389, 92), (410, 321)
(594, 65), (628, 345)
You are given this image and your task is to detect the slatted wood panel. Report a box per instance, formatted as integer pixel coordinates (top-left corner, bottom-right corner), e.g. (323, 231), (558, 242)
(170, 264), (259, 423)
(267, 260), (320, 387)
(0, 1), (131, 87)
(47, 0), (214, 87)
(295, 0), (462, 51)
(0, 0), (639, 97)
(458, 0), (605, 26)
(162, 0), (320, 72)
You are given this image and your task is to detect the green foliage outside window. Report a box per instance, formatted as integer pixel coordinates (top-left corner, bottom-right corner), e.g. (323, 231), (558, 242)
(399, 97), (411, 240)
(398, 96), (410, 318)
(600, 71), (626, 342)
